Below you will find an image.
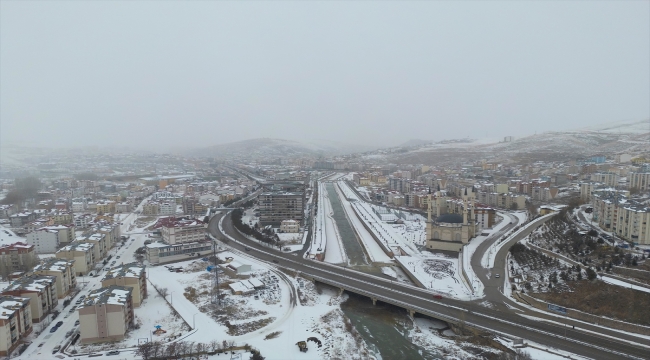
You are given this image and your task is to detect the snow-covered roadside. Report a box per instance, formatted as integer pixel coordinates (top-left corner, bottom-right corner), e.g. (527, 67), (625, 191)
(333, 182), (392, 263)
(601, 275), (650, 294)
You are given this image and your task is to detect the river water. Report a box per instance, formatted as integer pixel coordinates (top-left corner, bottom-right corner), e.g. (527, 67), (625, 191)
(340, 292), (442, 360)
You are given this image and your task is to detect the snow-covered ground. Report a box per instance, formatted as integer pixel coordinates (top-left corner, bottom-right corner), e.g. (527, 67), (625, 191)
(147, 253), (377, 359)
(394, 253), (473, 299)
(601, 275), (650, 294)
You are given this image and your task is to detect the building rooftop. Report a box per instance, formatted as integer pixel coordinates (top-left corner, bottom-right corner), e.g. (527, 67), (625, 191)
(5, 275), (56, 293)
(81, 285), (133, 307)
(0, 296), (30, 320)
(102, 262), (144, 281)
(34, 258), (75, 272)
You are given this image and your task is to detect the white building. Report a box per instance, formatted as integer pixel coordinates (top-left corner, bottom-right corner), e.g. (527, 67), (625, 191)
(159, 202), (176, 216)
(629, 172), (650, 192)
(26, 229), (59, 254)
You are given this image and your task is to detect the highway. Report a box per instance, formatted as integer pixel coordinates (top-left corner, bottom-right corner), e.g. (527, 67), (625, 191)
(210, 210), (650, 360)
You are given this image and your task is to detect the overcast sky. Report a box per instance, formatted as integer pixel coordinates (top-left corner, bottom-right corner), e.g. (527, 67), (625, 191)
(1, 1), (648, 151)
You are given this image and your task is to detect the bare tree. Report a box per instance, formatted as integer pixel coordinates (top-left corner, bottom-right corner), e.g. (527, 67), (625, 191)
(158, 287), (169, 298)
(137, 341), (155, 360)
(209, 340), (219, 353)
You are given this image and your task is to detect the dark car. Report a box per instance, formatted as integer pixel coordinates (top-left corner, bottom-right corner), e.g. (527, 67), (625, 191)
(245, 247), (250, 251)
(56, 321), (63, 327)
(272, 259), (279, 263)
(50, 326), (58, 333)
(106, 350), (120, 355)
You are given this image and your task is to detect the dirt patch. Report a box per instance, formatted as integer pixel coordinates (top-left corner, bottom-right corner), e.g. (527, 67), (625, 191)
(225, 317), (275, 336)
(534, 281), (650, 326)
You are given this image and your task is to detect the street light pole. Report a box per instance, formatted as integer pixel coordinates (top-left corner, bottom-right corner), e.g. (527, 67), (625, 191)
(193, 313), (198, 329)
(170, 291), (174, 305)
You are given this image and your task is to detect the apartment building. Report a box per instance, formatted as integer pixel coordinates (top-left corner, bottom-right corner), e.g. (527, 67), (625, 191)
(25, 229), (59, 254)
(580, 183), (597, 201)
(40, 225), (75, 245)
(2, 275), (57, 322)
(592, 191), (650, 245)
(258, 192), (304, 226)
(0, 296), (32, 356)
(629, 172), (650, 192)
(154, 217), (206, 244)
(33, 258), (76, 299)
(95, 201), (116, 214)
(159, 202), (176, 216)
(56, 242), (96, 275)
(145, 241), (212, 265)
(590, 173), (620, 187)
(115, 202), (132, 213)
(78, 285), (134, 344)
(77, 233), (107, 259)
(101, 263), (146, 307)
(280, 219), (300, 233)
(0, 243), (38, 279)
(50, 211), (74, 225)
(141, 202), (160, 216)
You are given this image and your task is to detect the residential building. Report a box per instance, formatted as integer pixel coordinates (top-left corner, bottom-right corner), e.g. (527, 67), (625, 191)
(77, 233), (107, 259)
(590, 173), (620, 187)
(141, 202), (160, 216)
(0, 296), (32, 356)
(0, 243), (38, 280)
(41, 225), (75, 245)
(50, 211), (73, 225)
(258, 192), (304, 226)
(95, 201), (116, 214)
(115, 203), (132, 213)
(629, 172), (650, 192)
(2, 275), (57, 322)
(101, 263), (146, 307)
(145, 241), (212, 265)
(25, 229), (59, 254)
(56, 242), (96, 275)
(33, 258), (76, 299)
(78, 285), (134, 344)
(279, 219), (300, 233)
(154, 217), (206, 245)
(159, 202), (176, 216)
(580, 183), (597, 201)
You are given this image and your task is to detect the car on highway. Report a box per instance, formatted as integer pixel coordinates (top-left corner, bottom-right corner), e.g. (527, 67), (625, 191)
(106, 350), (120, 355)
(245, 247), (250, 251)
(38, 342), (44, 347)
(433, 294), (443, 299)
(495, 274), (500, 278)
(75, 320), (80, 326)
(272, 259), (279, 263)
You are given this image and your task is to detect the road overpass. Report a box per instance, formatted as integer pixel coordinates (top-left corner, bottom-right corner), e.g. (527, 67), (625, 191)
(209, 211), (650, 359)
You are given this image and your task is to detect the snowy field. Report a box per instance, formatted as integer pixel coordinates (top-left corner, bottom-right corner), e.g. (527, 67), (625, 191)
(147, 254), (377, 360)
(395, 253), (473, 299)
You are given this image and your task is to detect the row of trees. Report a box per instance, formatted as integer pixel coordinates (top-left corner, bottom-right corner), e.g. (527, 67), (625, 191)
(231, 208), (280, 248)
(0, 176), (42, 205)
(136, 340), (264, 360)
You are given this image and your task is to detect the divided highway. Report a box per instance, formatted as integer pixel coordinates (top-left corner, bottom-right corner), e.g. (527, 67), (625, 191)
(210, 211), (649, 360)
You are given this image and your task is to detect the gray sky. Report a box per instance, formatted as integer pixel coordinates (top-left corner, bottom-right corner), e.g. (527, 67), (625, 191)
(1, 1), (649, 151)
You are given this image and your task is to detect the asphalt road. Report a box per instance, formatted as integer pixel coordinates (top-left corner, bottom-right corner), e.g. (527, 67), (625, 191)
(210, 211), (650, 360)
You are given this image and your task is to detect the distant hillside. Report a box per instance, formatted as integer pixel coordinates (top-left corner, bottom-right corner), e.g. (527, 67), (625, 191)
(187, 138), (376, 159)
(372, 119), (650, 165)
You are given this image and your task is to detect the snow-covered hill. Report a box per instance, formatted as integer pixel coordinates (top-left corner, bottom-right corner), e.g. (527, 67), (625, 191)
(188, 138), (375, 159)
(374, 119), (650, 164)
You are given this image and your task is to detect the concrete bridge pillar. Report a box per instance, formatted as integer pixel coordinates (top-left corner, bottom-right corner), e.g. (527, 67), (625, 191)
(371, 297), (377, 306)
(339, 288), (345, 296)
(408, 309), (416, 319)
